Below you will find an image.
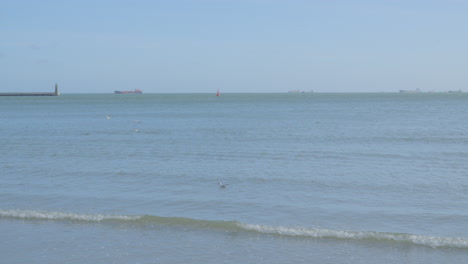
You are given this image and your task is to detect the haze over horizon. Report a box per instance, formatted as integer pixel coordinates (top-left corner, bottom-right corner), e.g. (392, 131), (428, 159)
(2, 0), (467, 93)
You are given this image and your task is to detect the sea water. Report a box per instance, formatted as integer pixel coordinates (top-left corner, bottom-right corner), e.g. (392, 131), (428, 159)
(1, 93), (468, 263)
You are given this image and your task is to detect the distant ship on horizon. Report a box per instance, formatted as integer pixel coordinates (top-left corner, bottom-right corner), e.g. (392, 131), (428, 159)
(399, 88), (421, 93)
(288, 90), (313, 93)
(114, 89), (142, 94)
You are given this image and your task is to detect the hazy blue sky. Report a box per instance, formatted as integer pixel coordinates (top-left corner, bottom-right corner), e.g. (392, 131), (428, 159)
(2, 0), (468, 93)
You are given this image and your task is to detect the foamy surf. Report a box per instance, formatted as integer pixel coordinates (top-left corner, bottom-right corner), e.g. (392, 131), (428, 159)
(2, 209), (468, 249)
(239, 223), (468, 249)
(0, 209), (141, 222)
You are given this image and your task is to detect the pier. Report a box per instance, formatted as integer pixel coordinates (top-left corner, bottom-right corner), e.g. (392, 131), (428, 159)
(0, 84), (60, 96)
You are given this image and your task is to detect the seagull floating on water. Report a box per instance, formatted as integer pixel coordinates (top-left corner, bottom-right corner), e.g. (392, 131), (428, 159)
(106, 115), (111, 120)
(218, 182), (229, 188)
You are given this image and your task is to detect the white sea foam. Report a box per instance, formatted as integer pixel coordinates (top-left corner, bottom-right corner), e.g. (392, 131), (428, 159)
(0, 209), (141, 222)
(238, 223), (468, 248)
(2, 209), (468, 249)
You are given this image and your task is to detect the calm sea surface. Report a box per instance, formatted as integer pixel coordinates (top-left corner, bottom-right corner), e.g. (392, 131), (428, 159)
(1, 93), (468, 263)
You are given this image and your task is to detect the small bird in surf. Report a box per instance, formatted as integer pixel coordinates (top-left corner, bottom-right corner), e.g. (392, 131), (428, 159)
(218, 182), (229, 188)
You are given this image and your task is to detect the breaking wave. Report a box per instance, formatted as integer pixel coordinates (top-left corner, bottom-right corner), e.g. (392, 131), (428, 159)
(0, 209), (140, 222)
(2, 209), (467, 249)
(239, 223), (468, 249)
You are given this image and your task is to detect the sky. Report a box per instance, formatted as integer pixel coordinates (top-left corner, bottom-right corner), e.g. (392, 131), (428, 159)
(1, 0), (468, 93)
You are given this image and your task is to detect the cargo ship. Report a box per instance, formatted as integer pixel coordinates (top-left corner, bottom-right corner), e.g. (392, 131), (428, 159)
(400, 88), (421, 93)
(114, 89), (142, 94)
(399, 88), (421, 93)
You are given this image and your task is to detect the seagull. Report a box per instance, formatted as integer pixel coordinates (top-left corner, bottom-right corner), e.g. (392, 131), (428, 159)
(106, 115), (111, 120)
(218, 182), (229, 188)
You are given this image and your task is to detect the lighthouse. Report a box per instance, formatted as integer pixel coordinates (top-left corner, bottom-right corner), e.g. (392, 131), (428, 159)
(54, 83), (60, 96)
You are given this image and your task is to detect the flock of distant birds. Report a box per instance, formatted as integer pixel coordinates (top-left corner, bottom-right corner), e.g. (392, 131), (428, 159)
(106, 114), (229, 189)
